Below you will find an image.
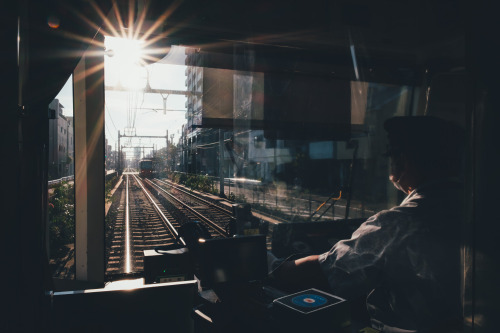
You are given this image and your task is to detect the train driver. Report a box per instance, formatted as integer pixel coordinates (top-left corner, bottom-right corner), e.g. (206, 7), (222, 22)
(271, 116), (465, 333)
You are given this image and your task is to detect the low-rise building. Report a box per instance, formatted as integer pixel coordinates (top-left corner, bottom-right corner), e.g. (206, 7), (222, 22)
(48, 99), (74, 180)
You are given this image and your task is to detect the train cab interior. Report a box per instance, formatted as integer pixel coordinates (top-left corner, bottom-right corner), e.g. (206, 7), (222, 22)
(2, 0), (499, 332)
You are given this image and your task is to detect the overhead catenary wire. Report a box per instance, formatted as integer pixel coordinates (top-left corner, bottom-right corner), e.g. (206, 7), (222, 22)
(105, 104), (118, 131)
(104, 121), (113, 141)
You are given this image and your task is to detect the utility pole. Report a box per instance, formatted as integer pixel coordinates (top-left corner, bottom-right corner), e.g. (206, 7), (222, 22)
(170, 133), (175, 171)
(118, 130), (121, 175)
(166, 130), (169, 172)
(118, 132), (169, 169)
(219, 129), (225, 197)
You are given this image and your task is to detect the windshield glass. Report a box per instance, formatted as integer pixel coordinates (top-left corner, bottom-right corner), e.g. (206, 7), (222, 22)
(99, 36), (416, 278)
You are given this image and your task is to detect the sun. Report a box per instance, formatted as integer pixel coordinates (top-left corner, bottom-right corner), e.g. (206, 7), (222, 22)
(105, 36), (147, 89)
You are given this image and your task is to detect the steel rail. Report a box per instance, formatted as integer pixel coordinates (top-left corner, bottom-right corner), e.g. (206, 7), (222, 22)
(146, 179), (229, 237)
(156, 179), (293, 225)
(133, 175), (185, 246)
(125, 175), (132, 273)
(154, 178), (234, 217)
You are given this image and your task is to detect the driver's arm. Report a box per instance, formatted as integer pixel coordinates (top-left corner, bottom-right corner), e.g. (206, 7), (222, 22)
(273, 255), (330, 291)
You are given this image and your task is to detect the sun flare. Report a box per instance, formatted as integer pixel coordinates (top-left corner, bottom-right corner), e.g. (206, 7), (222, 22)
(105, 36), (147, 89)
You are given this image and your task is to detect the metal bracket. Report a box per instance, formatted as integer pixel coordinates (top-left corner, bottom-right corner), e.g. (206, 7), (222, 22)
(17, 105), (26, 117)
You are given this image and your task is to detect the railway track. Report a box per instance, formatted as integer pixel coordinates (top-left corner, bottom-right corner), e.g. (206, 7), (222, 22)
(147, 179), (234, 236)
(150, 178), (275, 248)
(154, 178), (289, 224)
(151, 178), (277, 243)
(105, 174), (185, 277)
(105, 174), (275, 279)
(154, 178), (234, 213)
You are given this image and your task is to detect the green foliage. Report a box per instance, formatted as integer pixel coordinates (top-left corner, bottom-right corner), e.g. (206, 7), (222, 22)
(48, 182), (75, 254)
(227, 192), (246, 203)
(186, 174), (214, 192)
(49, 175), (119, 256)
(105, 175), (119, 203)
(210, 186), (219, 196)
(170, 172), (217, 194)
(178, 172), (188, 184)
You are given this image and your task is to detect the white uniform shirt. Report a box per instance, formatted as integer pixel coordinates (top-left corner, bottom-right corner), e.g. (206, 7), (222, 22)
(318, 179), (462, 332)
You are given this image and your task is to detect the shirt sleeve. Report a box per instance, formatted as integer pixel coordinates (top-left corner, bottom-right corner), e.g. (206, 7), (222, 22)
(318, 210), (402, 299)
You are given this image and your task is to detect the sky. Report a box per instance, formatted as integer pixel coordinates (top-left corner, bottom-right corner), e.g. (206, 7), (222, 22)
(55, 38), (189, 157)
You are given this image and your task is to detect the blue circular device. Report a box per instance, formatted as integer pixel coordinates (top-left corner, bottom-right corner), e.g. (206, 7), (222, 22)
(291, 293), (327, 308)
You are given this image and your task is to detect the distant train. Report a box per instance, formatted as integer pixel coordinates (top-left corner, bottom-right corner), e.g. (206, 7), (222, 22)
(139, 159), (154, 178)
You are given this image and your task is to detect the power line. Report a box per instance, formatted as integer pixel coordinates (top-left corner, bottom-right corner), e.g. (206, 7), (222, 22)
(105, 104), (118, 132)
(104, 121), (114, 146)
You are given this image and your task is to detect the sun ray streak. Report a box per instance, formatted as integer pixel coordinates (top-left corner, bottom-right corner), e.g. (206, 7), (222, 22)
(112, 0), (127, 39)
(140, 0), (184, 43)
(132, 0), (150, 41)
(57, 30), (106, 49)
(73, 62), (105, 83)
(141, 54), (163, 63)
(142, 46), (172, 56)
(88, 75), (106, 93)
(141, 29), (171, 49)
(89, 0), (121, 39)
(128, 0), (135, 39)
(140, 17), (191, 50)
(61, 2), (113, 38)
